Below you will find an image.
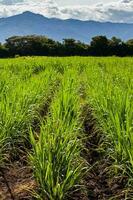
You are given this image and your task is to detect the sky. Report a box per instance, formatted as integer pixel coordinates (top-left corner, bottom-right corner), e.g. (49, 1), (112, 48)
(0, 0), (133, 23)
(56, 0), (118, 6)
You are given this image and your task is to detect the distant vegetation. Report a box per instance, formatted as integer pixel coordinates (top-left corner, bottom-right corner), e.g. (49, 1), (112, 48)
(1, 35), (133, 57)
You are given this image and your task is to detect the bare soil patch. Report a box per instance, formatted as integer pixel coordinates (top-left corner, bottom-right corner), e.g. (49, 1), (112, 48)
(0, 95), (53, 200)
(82, 105), (131, 200)
(0, 161), (36, 200)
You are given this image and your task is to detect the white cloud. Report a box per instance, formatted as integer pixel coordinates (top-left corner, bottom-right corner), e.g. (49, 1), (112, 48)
(0, 0), (24, 5)
(0, 0), (60, 17)
(0, 0), (133, 23)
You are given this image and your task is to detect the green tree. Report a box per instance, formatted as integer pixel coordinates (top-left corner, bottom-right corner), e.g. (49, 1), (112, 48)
(63, 39), (88, 56)
(5, 35), (58, 56)
(0, 43), (8, 58)
(126, 39), (133, 55)
(90, 36), (109, 56)
(109, 37), (127, 56)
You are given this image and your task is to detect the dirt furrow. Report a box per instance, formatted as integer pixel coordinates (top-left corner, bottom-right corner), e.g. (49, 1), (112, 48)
(80, 105), (130, 200)
(0, 82), (60, 200)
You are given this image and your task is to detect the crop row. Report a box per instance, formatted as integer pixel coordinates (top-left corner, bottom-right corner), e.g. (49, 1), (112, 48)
(0, 57), (132, 199)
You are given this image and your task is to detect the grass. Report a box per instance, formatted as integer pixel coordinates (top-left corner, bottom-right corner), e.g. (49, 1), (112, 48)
(83, 59), (133, 178)
(0, 56), (132, 199)
(0, 58), (60, 164)
(30, 69), (84, 199)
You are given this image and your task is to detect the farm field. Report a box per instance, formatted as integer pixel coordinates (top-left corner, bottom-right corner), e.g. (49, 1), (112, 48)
(0, 56), (132, 200)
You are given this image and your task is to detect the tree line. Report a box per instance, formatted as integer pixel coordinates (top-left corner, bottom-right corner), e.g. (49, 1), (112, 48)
(0, 35), (133, 57)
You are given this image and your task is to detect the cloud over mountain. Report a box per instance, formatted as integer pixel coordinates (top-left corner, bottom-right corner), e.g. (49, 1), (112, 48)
(0, 0), (133, 23)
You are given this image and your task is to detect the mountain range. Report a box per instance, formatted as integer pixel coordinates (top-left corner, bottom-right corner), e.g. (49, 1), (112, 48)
(0, 11), (133, 43)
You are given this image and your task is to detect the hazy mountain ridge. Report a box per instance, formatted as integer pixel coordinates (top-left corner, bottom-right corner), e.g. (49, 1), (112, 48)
(0, 11), (133, 43)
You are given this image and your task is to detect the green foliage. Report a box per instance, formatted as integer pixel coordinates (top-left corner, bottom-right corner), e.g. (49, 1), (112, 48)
(90, 35), (109, 56)
(29, 69), (84, 200)
(0, 56), (132, 199)
(83, 57), (133, 178)
(0, 57), (60, 163)
(1, 34), (133, 57)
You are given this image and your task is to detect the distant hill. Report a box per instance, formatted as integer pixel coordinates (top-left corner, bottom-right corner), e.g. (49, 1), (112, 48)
(0, 11), (133, 43)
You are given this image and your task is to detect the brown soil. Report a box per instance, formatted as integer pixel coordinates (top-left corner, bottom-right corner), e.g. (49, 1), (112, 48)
(0, 94), (54, 200)
(0, 162), (36, 200)
(0, 92), (132, 200)
(80, 105), (132, 200)
(0, 81), (61, 200)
